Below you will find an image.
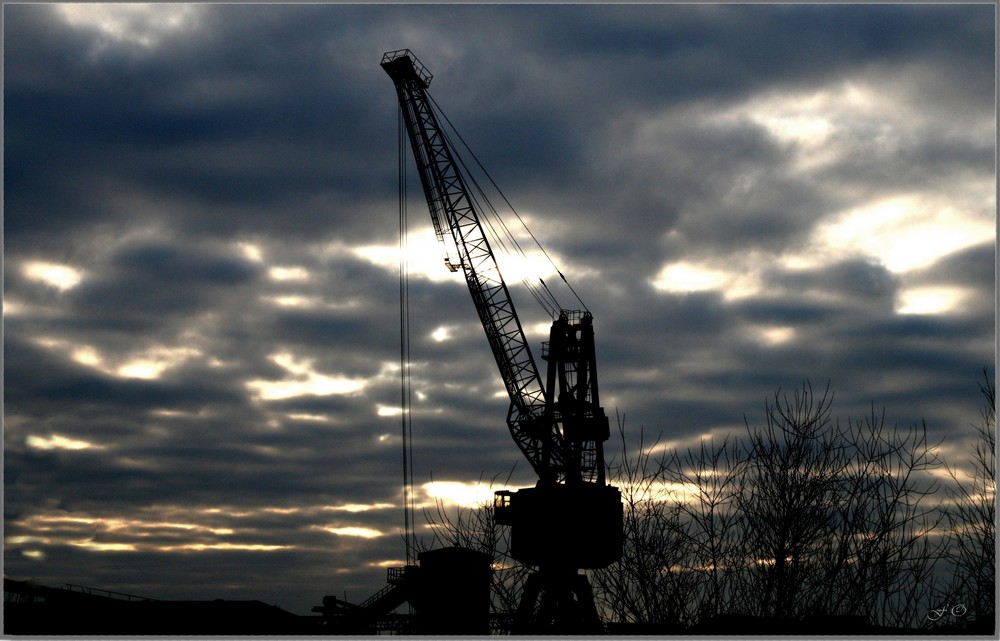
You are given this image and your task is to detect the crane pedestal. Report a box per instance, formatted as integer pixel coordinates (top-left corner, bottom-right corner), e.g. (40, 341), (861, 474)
(514, 566), (603, 634)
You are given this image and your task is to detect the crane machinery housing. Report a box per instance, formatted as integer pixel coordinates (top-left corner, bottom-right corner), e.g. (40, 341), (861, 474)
(381, 50), (622, 633)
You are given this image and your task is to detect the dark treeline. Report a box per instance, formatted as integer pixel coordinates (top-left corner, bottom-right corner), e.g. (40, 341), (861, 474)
(423, 370), (995, 634)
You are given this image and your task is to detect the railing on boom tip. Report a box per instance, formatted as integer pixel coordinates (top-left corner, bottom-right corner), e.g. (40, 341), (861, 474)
(381, 49), (433, 87)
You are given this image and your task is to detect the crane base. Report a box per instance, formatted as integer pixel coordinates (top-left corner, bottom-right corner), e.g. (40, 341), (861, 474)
(513, 567), (604, 634)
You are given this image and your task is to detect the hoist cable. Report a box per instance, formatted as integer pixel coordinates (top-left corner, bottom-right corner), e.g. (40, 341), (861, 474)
(558, 272), (589, 313)
(397, 105), (416, 565)
(431, 97), (569, 323)
(435, 119), (557, 323)
(440, 121), (559, 320)
(524, 277), (558, 318)
(537, 278), (562, 313)
(538, 278), (564, 316)
(467, 168), (561, 319)
(461, 151), (534, 267)
(428, 93), (589, 314)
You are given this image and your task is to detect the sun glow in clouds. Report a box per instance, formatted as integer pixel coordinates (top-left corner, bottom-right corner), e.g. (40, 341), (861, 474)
(617, 480), (702, 504)
(813, 196), (993, 274)
(160, 542), (290, 552)
(56, 3), (203, 49)
(651, 261), (761, 300)
(246, 352), (367, 401)
(237, 242), (264, 262)
(716, 81), (898, 171)
(62, 342), (202, 380)
(268, 266), (311, 281)
(323, 526), (384, 539)
(422, 481), (497, 508)
(896, 286), (970, 315)
(653, 263), (728, 292)
(753, 325), (796, 346)
(71, 540), (138, 552)
(22, 261), (84, 291)
(751, 97), (834, 148)
(325, 503), (395, 513)
(715, 80), (993, 278)
(377, 404), (403, 417)
(6, 506), (309, 558)
(263, 294), (323, 308)
(26, 434), (100, 451)
(354, 229), (457, 284)
(3, 298), (27, 316)
(354, 225), (561, 288)
(33, 337), (202, 381)
(430, 326), (453, 342)
(287, 412), (330, 422)
(118, 347), (202, 379)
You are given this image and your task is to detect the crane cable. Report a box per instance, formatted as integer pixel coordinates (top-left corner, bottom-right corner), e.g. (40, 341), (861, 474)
(432, 119), (561, 317)
(398, 105), (416, 565)
(427, 93), (590, 315)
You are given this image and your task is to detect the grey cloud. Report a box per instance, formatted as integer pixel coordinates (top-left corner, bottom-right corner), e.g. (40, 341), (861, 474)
(907, 242), (995, 291)
(4, 3), (993, 617)
(769, 258), (901, 301)
(3, 338), (239, 413)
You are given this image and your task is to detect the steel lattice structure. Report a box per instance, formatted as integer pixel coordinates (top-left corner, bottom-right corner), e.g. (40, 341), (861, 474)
(382, 49), (622, 633)
(381, 49), (566, 483)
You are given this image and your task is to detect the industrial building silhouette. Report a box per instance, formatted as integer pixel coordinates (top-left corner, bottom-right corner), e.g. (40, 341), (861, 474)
(4, 547), (493, 635)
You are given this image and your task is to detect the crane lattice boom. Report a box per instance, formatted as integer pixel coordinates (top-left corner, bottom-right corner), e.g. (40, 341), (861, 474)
(381, 49), (573, 483)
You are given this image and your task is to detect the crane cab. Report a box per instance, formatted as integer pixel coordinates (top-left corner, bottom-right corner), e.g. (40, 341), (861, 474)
(494, 483), (623, 569)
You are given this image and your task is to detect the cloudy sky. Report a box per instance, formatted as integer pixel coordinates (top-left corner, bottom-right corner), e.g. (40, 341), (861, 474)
(4, 3), (995, 616)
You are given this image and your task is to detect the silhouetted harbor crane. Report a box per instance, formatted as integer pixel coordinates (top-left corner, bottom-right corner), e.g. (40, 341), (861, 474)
(378, 48), (623, 634)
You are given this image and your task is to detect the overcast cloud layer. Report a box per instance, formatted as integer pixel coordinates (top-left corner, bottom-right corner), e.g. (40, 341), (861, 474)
(4, 4), (995, 615)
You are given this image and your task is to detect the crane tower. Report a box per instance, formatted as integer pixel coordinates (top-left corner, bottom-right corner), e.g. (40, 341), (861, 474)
(382, 49), (622, 633)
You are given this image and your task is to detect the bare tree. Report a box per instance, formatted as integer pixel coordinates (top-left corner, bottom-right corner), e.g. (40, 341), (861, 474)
(735, 382), (945, 627)
(424, 378), (966, 632)
(418, 471), (531, 630)
(655, 433), (745, 624)
(592, 418), (693, 627)
(597, 381), (947, 631)
(815, 410), (945, 628)
(735, 381), (847, 620)
(941, 367), (995, 628)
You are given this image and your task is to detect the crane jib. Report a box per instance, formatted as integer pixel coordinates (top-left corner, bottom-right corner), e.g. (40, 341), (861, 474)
(382, 50), (563, 481)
